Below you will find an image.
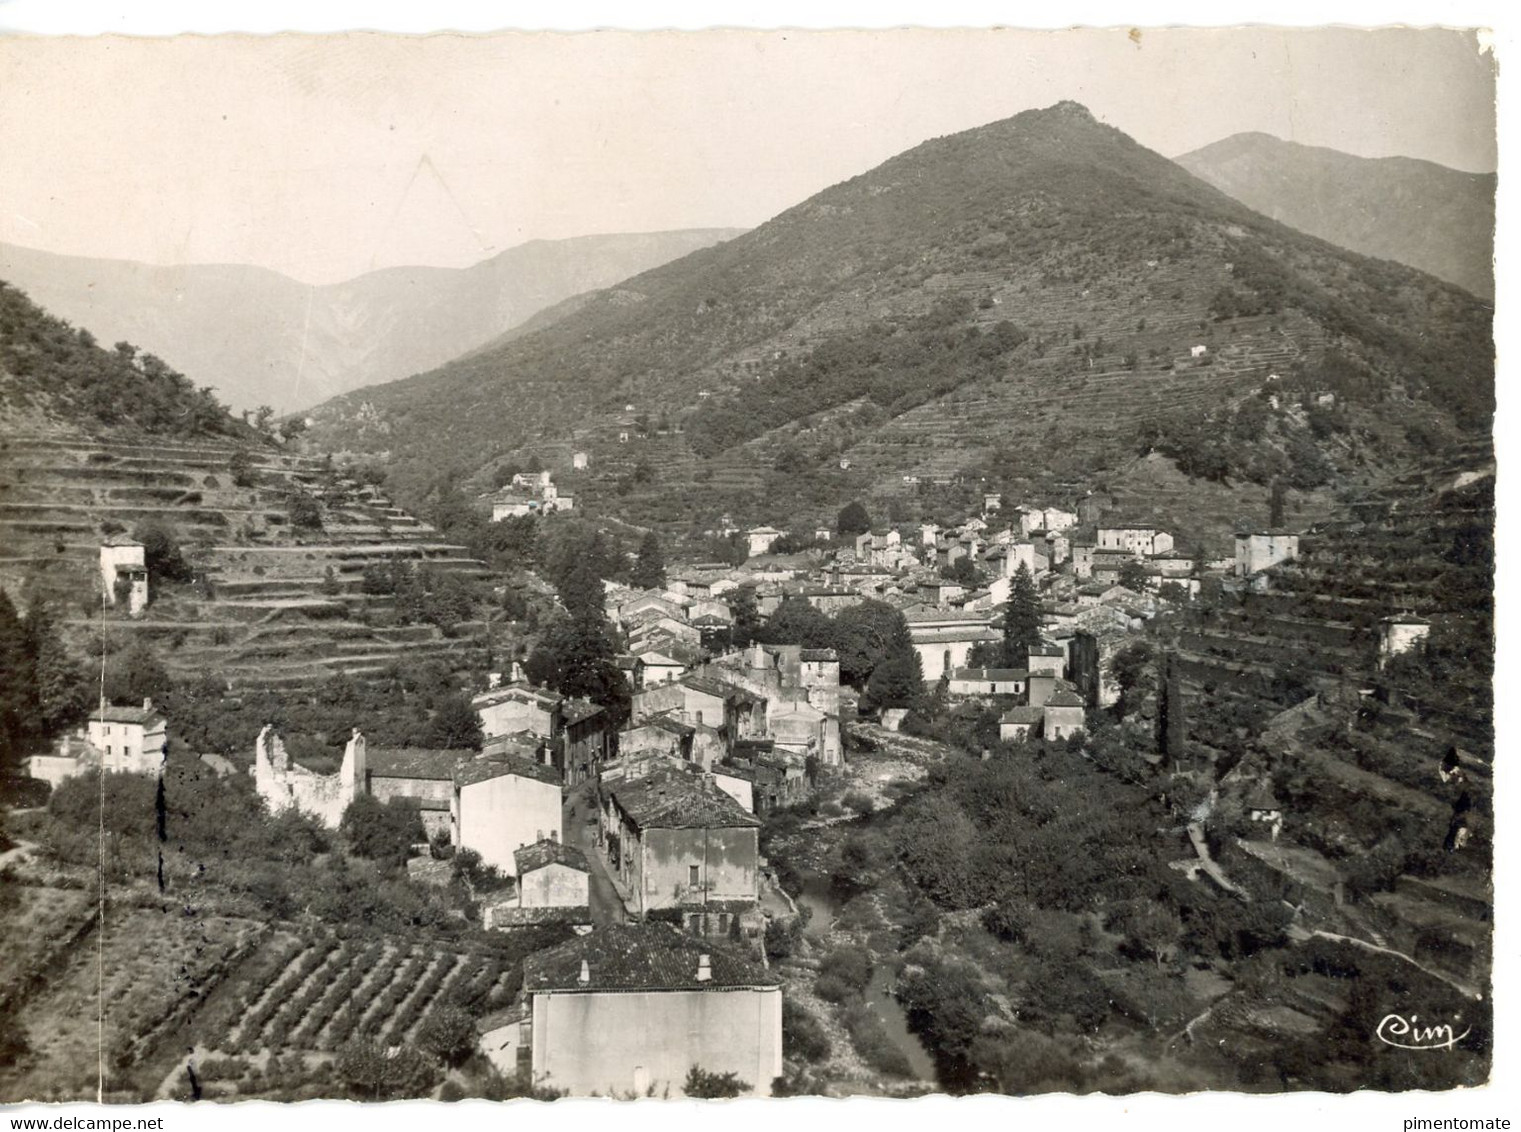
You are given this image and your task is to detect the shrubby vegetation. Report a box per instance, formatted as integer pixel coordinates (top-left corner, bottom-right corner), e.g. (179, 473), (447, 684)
(0, 282), (248, 436)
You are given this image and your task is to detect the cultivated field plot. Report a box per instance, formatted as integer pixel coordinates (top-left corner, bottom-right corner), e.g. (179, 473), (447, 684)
(0, 896), (523, 1103)
(0, 902), (264, 1102)
(0, 882), (96, 1012)
(210, 934), (517, 1057)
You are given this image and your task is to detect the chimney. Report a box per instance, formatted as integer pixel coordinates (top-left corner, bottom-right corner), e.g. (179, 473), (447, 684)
(142, 697), (153, 712)
(488, 670), (502, 690)
(578, 959), (591, 985)
(696, 954), (711, 983)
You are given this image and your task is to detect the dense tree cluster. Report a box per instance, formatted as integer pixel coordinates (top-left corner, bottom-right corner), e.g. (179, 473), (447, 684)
(0, 593), (90, 771)
(525, 525), (630, 727)
(755, 597), (923, 710)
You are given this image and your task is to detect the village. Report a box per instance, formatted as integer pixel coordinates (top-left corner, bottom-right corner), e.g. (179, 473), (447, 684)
(0, 35), (1497, 1105)
(8, 451), (1477, 1102)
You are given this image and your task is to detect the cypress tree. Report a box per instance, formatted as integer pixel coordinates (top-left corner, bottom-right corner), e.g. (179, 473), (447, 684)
(631, 531), (667, 590)
(1157, 651), (1187, 765)
(24, 601), (88, 740)
(1000, 562), (1041, 667)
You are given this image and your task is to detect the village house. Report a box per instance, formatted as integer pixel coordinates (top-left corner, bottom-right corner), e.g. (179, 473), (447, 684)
(516, 837), (592, 908)
(1245, 785), (1285, 841)
(802, 587), (863, 615)
(252, 726), (365, 829)
(906, 613), (999, 684)
(702, 644), (843, 766)
(745, 526), (784, 558)
(727, 740), (807, 813)
(601, 769), (762, 928)
(986, 540), (1039, 578)
(1043, 689), (1087, 740)
(983, 492), (1002, 514)
(1026, 643), (1066, 678)
(1097, 524), (1175, 557)
(28, 699), (170, 787)
(99, 536), (149, 616)
(473, 681), (564, 744)
(766, 700), (828, 760)
(453, 756), (564, 875)
(709, 762), (755, 812)
(631, 649), (687, 688)
(519, 923), (783, 1097)
(367, 748), (460, 839)
(1071, 542), (1096, 580)
(948, 667), (1028, 698)
(618, 716), (696, 766)
(998, 706), (1044, 742)
(1378, 614), (1432, 667)
(617, 590), (686, 627)
(477, 1007), (533, 1078)
(1151, 550), (1196, 577)
(627, 615), (701, 651)
(632, 675), (752, 744)
(686, 597), (733, 624)
(1235, 529), (1300, 577)
(1040, 506), (1078, 532)
(562, 699), (611, 785)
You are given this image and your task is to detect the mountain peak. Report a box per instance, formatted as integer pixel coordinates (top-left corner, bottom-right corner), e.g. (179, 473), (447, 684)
(1044, 99), (1097, 120)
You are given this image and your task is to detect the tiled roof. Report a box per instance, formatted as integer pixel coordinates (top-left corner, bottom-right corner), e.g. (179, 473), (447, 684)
(950, 667), (1029, 681)
(633, 715), (696, 737)
(561, 700), (605, 726)
(454, 754), (563, 788)
(524, 923), (778, 993)
(799, 648), (839, 661)
(472, 682), (562, 709)
(482, 735), (544, 761)
(679, 675), (745, 701)
(93, 705), (164, 727)
(100, 535), (144, 548)
(367, 748), (461, 781)
(515, 837), (590, 874)
(1046, 690), (1085, 708)
(611, 770), (761, 830)
(909, 627), (999, 643)
(903, 606), (989, 624)
(1000, 706), (1044, 724)
(489, 905), (591, 928)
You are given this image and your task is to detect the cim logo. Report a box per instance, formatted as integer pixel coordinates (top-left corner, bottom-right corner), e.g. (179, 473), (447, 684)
(1376, 1013), (1472, 1051)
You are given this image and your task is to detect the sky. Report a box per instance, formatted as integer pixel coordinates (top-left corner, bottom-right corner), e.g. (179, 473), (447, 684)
(0, 22), (1498, 284)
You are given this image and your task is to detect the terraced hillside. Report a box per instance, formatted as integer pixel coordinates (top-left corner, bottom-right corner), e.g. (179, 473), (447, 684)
(305, 101), (1492, 544)
(1167, 435), (1494, 751)
(0, 429), (494, 689)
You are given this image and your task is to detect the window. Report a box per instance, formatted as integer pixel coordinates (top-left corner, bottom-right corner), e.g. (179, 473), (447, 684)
(689, 864), (700, 887)
(716, 913), (729, 934)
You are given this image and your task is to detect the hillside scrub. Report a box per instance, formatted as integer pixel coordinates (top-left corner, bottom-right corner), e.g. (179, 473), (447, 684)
(0, 282), (249, 436)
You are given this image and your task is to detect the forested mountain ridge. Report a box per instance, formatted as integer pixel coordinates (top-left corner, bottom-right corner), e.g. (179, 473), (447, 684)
(302, 102), (1492, 543)
(1177, 132), (1495, 299)
(0, 229), (743, 414)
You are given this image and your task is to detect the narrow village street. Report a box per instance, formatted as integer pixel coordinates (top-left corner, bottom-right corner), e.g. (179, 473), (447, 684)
(565, 783), (629, 926)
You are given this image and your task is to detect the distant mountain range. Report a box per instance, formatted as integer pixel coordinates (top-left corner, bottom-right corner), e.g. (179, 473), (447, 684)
(302, 102), (1491, 548)
(0, 229), (743, 413)
(1177, 132), (1494, 299)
